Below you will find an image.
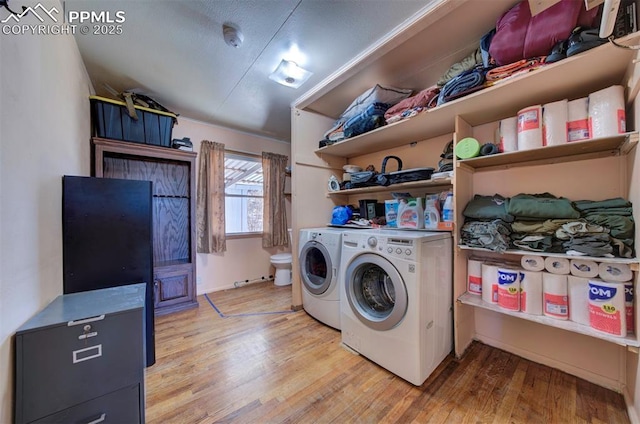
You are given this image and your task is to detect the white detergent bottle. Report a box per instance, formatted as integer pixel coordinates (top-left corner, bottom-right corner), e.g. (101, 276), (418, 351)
(442, 191), (454, 222)
(424, 195), (440, 230)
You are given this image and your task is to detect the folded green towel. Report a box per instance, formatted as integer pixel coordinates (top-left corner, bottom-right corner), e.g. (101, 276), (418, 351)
(507, 193), (580, 220)
(574, 197), (631, 211)
(462, 194), (514, 222)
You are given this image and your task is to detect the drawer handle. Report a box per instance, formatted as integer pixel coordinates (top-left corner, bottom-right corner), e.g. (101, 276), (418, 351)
(68, 315), (105, 327)
(78, 332), (98, 340)
(86, 413), (106, 424)
(73, 344), (102, 364)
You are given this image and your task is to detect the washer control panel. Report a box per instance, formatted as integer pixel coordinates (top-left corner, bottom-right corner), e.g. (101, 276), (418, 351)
(362, 235), (416, 260)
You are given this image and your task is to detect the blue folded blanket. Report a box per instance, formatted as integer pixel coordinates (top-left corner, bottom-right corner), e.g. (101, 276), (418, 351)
(437, 67), (486, 106)
(343, 102), (389, 138)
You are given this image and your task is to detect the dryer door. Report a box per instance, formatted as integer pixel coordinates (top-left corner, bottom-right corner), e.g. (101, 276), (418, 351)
(299, 241), (333, 295)
(344, 253), (408, 331)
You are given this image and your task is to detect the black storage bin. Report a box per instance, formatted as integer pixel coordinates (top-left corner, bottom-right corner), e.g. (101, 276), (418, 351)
(90, 96), (176, 147)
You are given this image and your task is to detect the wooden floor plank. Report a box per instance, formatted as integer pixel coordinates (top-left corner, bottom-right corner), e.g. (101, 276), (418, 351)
(546, 368), (578, 424)
(510, 361), (552, 424)
(474, 350), (521, 423)
(144, 282), (630, 423)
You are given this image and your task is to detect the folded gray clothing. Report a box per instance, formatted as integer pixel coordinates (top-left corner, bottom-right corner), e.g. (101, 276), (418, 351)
(511, 233), (564, 253)
(610, 236), (634, 258)
(565, 237), (633, 258)
(507, 193), (580, 219)
(460, 219), (511, 253)
(574, 197), (631, 211)
(585, 214), (634, 240)
(511, 235), (553, 252)
(562, 233), (613, 257)
(462, 194), (514, 222)
(566, 233), (610, 243)
(555, 220), (608, 240)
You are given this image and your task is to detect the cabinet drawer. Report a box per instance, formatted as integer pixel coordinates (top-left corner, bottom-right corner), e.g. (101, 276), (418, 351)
(16, 310), (143, 423)
(154, 265), (194, 309)
(31, 384), (142, 424)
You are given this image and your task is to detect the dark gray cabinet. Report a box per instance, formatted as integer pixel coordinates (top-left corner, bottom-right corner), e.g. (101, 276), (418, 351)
(62, 175), (156, 366)
(14, 284), (146, 424)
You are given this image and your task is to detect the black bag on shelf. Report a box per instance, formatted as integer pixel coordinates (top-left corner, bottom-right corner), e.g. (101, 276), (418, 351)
(381, 155), (434, 185)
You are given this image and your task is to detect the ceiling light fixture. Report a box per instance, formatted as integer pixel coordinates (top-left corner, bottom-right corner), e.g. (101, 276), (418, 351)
(268, 59), (313, 89)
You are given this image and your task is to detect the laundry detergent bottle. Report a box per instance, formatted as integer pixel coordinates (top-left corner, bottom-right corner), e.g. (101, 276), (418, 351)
(424, 194), (440, 230)
(398, 197), (424, 229)
(442, 191), (454, 222)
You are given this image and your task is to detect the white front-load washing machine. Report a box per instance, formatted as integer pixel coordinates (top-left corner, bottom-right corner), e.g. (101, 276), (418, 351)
(299, 227), (346, 330)
(340, 229), (452, 385)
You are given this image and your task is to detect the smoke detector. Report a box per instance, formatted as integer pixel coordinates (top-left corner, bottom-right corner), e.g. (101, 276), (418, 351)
(223, 24), (243, 48)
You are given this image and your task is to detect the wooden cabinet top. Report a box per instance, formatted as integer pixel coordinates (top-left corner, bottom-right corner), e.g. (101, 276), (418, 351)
(93, 138), (196, 162)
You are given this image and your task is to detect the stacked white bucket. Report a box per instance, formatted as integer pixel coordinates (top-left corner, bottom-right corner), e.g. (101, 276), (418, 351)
(498, 84), (625, 152)
(467, 256), (634, 337)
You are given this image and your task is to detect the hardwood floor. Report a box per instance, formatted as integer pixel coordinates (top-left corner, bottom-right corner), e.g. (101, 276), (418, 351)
(145, 282), (630, 423)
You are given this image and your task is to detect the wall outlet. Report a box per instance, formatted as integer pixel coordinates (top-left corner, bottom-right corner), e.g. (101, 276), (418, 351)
(196, 276), (202, 285)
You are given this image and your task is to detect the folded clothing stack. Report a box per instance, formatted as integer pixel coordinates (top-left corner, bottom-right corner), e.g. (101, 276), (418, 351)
(343, 102), (389, 139)
(460, 193), (635, 258)
(320, 84), (412, 144)
(437, 67), (487, 106)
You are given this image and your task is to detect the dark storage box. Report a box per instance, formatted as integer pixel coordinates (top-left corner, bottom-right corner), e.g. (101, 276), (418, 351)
(90, 96), (176, 147)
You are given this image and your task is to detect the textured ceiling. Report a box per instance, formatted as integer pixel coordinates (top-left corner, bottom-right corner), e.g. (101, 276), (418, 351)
(65, 0), (434, 142)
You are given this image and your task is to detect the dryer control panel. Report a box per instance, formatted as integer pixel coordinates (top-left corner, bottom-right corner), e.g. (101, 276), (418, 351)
(310, 231), (339, 249)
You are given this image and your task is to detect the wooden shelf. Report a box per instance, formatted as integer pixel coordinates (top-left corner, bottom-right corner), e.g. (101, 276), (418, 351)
(458, 245), (639, 269)
(328, 224), (454, 232)
(93, 137), (196, 160)
(458, 292), (640, 348)
(457, 133), (639, 171)
(314, 34), (639, 159)
(328, 177), (452, 197)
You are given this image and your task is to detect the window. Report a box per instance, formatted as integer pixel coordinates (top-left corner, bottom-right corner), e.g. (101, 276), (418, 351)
(224, 152), (263, 235)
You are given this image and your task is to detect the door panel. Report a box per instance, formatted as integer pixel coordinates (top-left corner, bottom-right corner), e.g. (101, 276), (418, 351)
(299, 241), (333, 295)
(344, 253), (407, 331)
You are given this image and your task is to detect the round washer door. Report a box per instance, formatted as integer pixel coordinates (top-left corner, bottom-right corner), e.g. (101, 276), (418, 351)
(344, 253), (408, 331)
(299, 240), (333, 295)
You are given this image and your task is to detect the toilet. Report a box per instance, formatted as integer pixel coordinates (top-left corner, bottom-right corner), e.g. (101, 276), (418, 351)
(270, 229), (293, 286)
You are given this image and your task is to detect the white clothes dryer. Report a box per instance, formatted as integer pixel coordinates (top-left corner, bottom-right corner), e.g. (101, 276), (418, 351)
(299, 227), (346, 330)
(339, 229), (453, 386)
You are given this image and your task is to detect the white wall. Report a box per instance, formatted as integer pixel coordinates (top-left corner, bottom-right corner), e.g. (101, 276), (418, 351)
(0, 6), (292, 421)
(0, 2), (93, 421)
(172, 119), (291, 294)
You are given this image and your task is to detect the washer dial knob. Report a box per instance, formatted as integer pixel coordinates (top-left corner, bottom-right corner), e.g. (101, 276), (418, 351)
(367, 236), (377, 247)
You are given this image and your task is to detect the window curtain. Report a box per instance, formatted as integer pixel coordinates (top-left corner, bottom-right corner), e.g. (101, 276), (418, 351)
(196, 140), (226, 253)
(262, 152), (289, 248)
